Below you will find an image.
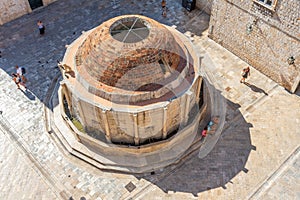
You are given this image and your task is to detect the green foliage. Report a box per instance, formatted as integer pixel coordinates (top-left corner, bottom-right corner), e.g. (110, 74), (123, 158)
(71, 118), (85, 133)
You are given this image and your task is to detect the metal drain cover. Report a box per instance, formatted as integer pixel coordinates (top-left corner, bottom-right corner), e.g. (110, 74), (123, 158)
(125, 181), (136, 192)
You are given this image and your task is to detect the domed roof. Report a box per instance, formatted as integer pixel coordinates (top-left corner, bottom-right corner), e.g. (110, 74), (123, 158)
(74, 15), (194, 104)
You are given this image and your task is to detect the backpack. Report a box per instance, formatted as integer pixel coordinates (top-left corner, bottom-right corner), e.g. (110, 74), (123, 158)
(21, 67), (26, 74)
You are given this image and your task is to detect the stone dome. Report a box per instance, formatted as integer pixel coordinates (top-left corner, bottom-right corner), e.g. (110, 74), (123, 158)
(75, 15), (194, 104)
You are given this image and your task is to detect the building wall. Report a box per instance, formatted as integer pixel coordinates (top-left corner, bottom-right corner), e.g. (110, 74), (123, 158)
(43, 0), (56, 6)
(0, 0), (57, 25)
(75, 90), (197, 145)
(0, 0), (30, 25)
(67, 76), (201, 145)
(208, 0), (300, 92)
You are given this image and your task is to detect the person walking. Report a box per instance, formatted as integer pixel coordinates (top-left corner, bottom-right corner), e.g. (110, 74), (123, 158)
(240, 66), (250, 83)
(161, 0), (167, 17)
(37, 20), (45, 35)
(20, 74), (27, 89)
(12, 73), (22, 89)
(11, 65), (27, 89)
(11, 65), (22, 76)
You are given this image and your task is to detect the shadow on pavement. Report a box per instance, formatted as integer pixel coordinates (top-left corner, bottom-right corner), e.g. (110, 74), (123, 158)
(20, 89), (36, 101)
(137, 97), (253, 197)
(0, 0), (209, 109)
(244, 82), (268, 95)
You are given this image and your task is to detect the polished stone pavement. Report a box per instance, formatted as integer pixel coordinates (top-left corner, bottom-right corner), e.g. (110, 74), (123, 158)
(0, 0), (299, 199)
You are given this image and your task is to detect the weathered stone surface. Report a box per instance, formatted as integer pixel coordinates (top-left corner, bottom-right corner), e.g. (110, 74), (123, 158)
(208, 0), (300, 92)
(0, 0), (57, 25)
(0, 0), (299, 199)
(0, 0), (31, 25)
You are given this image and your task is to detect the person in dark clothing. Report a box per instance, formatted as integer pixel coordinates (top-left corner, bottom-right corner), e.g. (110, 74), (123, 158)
(161, 0), (167, 17)
(240, 66), (250, 83)
(37, 20), (45, 35)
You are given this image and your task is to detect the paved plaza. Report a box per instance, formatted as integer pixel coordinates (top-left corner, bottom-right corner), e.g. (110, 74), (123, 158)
(0, 0), (299, 199)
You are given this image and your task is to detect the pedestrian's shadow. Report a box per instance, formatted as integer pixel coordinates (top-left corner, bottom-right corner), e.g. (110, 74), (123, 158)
(21, 89), (36, 101)
(244, 82), (268, 95)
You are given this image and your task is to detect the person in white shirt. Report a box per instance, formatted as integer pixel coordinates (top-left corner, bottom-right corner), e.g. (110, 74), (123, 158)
(11, 65), (27, 89)
(16, 65), (22, 76)
(37, 20), (45, 35)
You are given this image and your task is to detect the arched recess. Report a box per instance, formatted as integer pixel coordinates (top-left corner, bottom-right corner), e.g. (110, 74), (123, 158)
(60, 83), (72, 118)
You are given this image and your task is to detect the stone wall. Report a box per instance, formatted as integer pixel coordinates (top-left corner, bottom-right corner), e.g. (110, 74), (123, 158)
(0, 0), (57, 25)
(67, 75), (201, 145)
(73, 89), (198, 145)
(208, 0), (300, 92)
(0, 0), (31, 25)
(43, 0), (56, 6)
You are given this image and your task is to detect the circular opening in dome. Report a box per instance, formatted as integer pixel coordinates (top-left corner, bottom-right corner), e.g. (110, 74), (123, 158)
(110, 17), (150, 43)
